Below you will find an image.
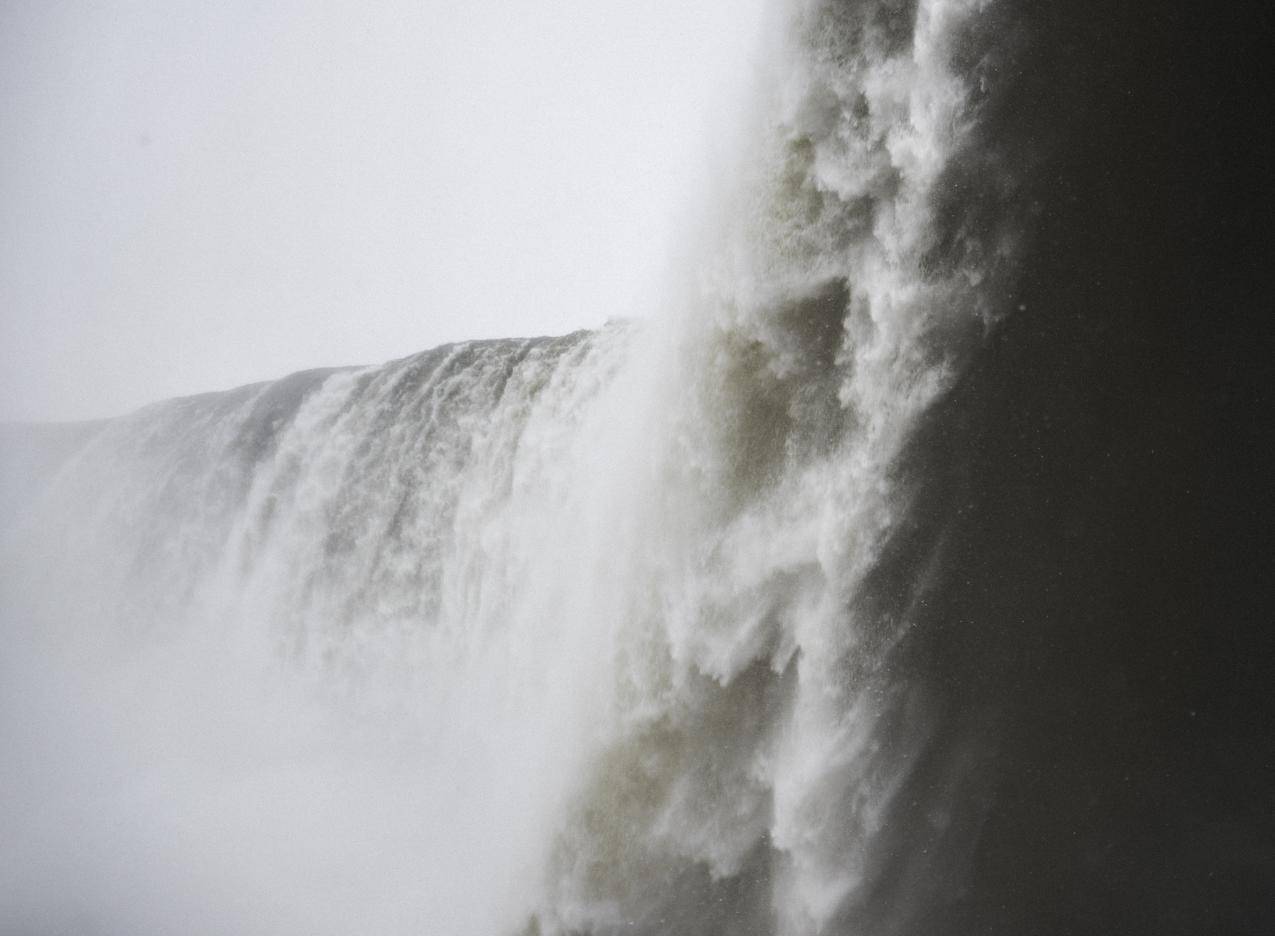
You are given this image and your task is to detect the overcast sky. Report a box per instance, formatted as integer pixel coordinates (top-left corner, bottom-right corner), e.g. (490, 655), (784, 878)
(0, 0), (767, 422)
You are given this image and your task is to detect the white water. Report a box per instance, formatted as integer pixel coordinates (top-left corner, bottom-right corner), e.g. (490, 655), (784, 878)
(0, 1), (1014, 933)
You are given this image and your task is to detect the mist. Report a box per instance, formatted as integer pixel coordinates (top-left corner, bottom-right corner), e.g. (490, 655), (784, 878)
(4, 0), (1267, 933)
(0, 0), (766, 422)
(2, 3), (769, 932)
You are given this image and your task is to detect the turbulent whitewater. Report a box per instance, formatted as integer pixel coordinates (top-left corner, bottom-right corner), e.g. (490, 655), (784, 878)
(11, 0), (1247, 934)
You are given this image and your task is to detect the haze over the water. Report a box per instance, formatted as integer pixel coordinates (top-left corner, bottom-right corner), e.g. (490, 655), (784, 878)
(1, 1), (1266, 933)
(0, 0), (766, 423)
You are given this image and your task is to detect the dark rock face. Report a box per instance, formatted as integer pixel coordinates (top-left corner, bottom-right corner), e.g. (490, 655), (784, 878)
(887, 1), (1273, 932)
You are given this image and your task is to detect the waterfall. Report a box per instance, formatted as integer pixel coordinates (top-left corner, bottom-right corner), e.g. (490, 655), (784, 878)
(3, 0), (1263, 934)
(3, 1), (1010, 932)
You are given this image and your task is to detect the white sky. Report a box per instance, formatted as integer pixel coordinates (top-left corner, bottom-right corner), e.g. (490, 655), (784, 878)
(0, 0), (768, 422)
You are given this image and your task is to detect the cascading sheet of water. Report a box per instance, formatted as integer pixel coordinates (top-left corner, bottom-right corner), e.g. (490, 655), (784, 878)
(3, 328), (659, 935)
(1, 1), (1037, 934)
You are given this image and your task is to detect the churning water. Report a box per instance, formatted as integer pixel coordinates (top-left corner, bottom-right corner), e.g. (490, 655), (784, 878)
(2, 0), (1269, 934)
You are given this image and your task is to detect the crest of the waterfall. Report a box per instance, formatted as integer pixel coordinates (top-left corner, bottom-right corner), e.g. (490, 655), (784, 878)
(1, 1), (1029, 934)
(1, 324), (681, 935)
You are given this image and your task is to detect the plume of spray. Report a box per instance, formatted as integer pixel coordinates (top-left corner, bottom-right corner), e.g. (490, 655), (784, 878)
(1, 1), (1029, 934)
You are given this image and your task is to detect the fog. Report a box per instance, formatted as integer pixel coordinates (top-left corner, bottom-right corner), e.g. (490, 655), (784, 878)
(0, 0), (766, 422)
(1, 5), (771, 932)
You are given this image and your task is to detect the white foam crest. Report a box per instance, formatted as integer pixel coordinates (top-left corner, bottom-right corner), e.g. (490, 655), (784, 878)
(533, 0), (1008, 932)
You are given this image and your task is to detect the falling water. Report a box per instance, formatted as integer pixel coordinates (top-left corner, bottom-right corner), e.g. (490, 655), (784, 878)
(4, 0), (1264, 934)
